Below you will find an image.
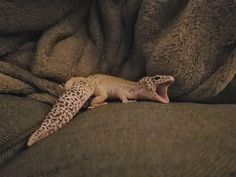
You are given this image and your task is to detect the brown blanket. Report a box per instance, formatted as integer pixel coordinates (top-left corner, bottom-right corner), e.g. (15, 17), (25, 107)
(0, 0), (235, 104)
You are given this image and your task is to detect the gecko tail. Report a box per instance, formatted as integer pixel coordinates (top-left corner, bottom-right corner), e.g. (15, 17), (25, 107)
(27, 80), (94, 146)
(27, 120), (61, 146)
(27, 134), (37, 146)
(27, 129), (47, 146)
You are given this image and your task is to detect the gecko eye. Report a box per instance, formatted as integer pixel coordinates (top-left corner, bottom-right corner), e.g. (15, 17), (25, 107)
(153, 75), (161, 80)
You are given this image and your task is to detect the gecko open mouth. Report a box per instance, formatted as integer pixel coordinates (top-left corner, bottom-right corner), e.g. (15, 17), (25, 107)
(155, 77), (174, 103)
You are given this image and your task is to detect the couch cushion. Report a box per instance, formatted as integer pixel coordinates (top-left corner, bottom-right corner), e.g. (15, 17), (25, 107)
(0, 94), (50, 166)
(0, 98), (235, 177)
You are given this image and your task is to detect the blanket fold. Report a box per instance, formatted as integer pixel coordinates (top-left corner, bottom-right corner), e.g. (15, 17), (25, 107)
(0, 0), (235, 103)
(146, 0), (236, 100)
(0, 61), (64, 96)
(0, 72), (34, 94)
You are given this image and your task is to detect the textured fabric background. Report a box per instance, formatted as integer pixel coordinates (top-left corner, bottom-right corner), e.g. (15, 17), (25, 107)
(0, 95), (235, 177)
(0, 0), (80, 33)
(0, 0), (235, 103)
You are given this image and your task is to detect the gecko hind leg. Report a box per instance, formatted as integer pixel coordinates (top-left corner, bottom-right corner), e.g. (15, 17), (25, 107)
(88, 101), (108, 109)
(88, 88), (108, 109)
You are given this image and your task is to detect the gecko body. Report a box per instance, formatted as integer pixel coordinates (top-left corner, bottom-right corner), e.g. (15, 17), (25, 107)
(28, 74), (174, 146)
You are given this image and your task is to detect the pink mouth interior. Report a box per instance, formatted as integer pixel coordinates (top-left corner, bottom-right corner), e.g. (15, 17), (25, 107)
(155, 80), (174, 103)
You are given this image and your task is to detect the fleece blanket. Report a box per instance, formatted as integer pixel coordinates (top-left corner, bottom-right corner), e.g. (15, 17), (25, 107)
(0, 0), (235, 104)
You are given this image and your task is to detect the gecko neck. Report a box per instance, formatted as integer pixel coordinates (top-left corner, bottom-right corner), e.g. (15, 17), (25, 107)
(129, 82), (146, 99)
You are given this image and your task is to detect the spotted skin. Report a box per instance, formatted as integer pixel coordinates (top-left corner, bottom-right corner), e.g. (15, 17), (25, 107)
(27, 74), (174, 146)
(27, 80), (94, 146)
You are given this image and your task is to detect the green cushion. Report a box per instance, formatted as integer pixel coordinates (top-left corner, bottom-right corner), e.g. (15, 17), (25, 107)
(0, 94), (50, 166)
(0, 97), (235, 177)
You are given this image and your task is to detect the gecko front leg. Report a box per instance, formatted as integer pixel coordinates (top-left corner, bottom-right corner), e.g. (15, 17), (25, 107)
(122, 99), (137, 103)
(117, 90), (136, 103)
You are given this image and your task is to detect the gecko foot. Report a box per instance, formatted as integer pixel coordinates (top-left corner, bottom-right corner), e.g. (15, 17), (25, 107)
(88, 102), (108, 110)
(122, 100), (137, 103)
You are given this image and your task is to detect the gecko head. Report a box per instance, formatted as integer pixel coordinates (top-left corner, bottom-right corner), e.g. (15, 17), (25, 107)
(138, 75), (174, 103)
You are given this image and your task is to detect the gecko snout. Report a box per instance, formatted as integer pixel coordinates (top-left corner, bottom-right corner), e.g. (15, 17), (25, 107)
(158, 75), (175, 86)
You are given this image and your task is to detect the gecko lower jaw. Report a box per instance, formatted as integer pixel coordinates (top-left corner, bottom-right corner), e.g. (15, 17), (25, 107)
(156, 77), (174, 103)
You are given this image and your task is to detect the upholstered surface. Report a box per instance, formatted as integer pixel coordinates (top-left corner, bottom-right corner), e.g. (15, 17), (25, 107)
(0, 95), (235, 177)
(0, 95), (50, 166)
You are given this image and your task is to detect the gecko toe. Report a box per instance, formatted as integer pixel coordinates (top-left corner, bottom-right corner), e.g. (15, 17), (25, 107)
(88, 102), (108, 109)
(122, 100), (137, 103)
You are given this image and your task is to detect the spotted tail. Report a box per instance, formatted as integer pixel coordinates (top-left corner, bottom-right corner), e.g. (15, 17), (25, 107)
(27, 80), (94, 146)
